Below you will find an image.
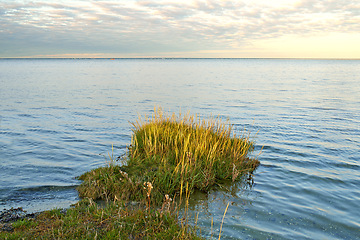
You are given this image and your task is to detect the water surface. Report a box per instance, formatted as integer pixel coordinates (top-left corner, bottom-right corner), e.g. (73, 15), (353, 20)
(1, 58), (359, 239)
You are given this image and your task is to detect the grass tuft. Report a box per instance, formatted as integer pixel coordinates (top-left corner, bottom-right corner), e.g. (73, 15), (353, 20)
(77, 107), (259, 205)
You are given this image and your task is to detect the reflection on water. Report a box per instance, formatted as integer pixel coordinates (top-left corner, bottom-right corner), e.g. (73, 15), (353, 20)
(184, 179), (258, 240)
(187, 177), (256, 212)
(1, 59), (359, 239)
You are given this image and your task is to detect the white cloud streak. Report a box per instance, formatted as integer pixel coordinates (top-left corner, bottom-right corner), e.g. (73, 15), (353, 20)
(1, 0), (359, 57)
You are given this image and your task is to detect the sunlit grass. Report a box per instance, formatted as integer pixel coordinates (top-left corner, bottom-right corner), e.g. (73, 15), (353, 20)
(77, 107), (259, 205)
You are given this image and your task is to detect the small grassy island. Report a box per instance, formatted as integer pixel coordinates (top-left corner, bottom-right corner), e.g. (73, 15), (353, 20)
(1, 108), (260, 239)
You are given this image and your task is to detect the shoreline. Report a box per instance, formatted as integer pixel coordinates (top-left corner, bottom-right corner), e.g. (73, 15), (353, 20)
(0, 207), (43, 232)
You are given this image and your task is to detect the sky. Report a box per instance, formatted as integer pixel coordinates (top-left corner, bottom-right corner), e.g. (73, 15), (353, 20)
(1, 0), (359, 58)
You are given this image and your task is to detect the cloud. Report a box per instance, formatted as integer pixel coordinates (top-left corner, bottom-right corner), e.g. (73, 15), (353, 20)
(1, 0), (359, 57)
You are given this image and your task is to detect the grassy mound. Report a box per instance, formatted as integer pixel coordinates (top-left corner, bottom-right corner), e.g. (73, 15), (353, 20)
(1, 108), (259, 239)
(77, 108), (259, 205)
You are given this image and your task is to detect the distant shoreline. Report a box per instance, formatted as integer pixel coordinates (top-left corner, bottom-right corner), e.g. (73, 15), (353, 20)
(1, 57), (359, 60)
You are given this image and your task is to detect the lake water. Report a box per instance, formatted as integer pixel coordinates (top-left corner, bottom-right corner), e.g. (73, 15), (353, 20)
(1, 58), (359, 239)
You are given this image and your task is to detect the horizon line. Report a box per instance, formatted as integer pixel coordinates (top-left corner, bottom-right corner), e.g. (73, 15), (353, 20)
(1, 57), (359, 60)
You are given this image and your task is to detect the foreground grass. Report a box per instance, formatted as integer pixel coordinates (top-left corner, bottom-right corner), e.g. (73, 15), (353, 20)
(0, 199), (203, 240)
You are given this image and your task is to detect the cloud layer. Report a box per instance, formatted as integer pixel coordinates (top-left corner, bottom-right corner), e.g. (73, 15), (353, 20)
(1, 0), (359, 57)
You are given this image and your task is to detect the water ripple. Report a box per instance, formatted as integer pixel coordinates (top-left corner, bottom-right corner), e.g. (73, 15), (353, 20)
(1, 59), (359, 239)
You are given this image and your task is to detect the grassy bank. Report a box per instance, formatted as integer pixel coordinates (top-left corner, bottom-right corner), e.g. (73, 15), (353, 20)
(1, 108), (259, 239)
(0, 199), (202, 239)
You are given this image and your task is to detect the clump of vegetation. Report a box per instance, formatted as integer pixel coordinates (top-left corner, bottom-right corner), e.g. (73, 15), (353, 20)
(1, 107), (259, 239)
(77, 107), (259, 205)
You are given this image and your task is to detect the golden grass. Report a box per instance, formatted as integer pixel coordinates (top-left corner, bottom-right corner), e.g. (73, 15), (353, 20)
(78, 107), (259, 205)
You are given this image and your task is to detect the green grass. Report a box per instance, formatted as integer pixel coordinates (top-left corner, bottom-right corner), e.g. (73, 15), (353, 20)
(1, 199), (202, 240)
(10, 218), (38, 230)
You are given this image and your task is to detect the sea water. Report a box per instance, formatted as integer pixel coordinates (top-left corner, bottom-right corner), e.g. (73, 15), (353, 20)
(1, 58), (359, 239)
